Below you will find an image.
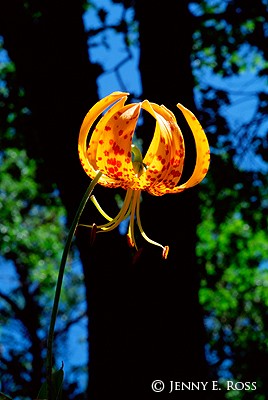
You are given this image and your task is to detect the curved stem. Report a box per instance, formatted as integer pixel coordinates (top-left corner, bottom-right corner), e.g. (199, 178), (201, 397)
(46, 171), (102, 400)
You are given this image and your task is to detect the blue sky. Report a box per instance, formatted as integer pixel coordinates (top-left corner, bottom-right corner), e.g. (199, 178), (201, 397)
(83, 0), (142, 98)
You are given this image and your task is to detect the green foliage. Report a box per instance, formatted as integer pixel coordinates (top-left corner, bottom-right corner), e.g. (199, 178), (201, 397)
(191, 6), (268, 394)
(0, 30), (89, 390)
(0, 148), (66, 293)
(0, 146), (87, 398)
(37, 366), (64, 400)
(191, 0), (268, 76)
(197, 158), (268, 398)
(0, 393), (13, 400)
(0, 58), (30, 148)
(0, 29), (87, 400)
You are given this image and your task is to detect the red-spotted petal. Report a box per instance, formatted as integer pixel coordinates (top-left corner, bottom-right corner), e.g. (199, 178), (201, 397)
(95, 103), (141, 188)
(78, 91), (128, 187)
(136, 100), (169, 190)
(145, 103), (185, 194)
(150, 104), (210, 195)
(138, 101), (185, 193)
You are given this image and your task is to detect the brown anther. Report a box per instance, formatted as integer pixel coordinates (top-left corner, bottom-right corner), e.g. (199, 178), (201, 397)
(162, 245), (169, 260)
(90, 223), (97, 246)
(132, 248), (144, 265)
(126, 233), (135, 248)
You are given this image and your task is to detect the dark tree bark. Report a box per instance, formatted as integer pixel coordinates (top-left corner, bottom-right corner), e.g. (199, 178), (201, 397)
(0, 1), (129, 398)
(123, 0), (209, 397)
(86, 1), (210, 399)
(0, 0), (98, 210)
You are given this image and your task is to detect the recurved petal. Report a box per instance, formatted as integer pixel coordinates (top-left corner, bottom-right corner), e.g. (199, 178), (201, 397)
(139, 101), (185, 192)
(149, 104), (210, 195)
(87, 96), (128, 170)
(137, 100), (169, 190)
(78, 92), (128, 183)
(145, 103), (185, 194)
(159, 105), (185, 188)
(95, 103), (141, 188)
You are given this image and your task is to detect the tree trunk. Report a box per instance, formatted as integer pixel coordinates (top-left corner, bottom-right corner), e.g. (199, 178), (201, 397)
(0, 2), (129, 398)
(125, 0), (209, 395)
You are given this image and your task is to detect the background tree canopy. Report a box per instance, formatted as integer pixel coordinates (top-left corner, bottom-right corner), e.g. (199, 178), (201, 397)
(0, 0), (267, 399)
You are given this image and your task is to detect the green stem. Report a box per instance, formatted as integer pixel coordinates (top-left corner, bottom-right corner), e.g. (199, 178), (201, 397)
(46, 171), (102, 400)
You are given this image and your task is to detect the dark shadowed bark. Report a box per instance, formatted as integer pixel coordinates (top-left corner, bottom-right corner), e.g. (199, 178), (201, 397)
(125, 0), (210, 396)
(0, 1), (129, 398)
(87, 1), (210, 399)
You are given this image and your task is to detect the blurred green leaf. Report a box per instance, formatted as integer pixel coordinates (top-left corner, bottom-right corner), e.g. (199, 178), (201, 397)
(0, 393), (13, 400)
(37, 366), (64, 400)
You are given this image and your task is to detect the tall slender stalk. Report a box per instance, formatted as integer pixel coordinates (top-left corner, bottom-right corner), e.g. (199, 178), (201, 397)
(46, 171), (102, 400)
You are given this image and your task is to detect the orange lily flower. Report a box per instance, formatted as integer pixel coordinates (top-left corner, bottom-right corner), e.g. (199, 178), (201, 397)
(78, 91), (210, 258)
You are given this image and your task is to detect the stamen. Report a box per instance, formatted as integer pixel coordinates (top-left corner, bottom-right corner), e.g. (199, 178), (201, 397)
(98, 189), (133, 233)
(162, 246), (169, 260)
(90, 223), (97, 245)
(135, 193), (169, 258)
(90, 195), (113, 221)
(78, 189), (133, 234)
(126, 232), (135, 248)
(127, 190), (139, 250)
(132, 248), (144, 264)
